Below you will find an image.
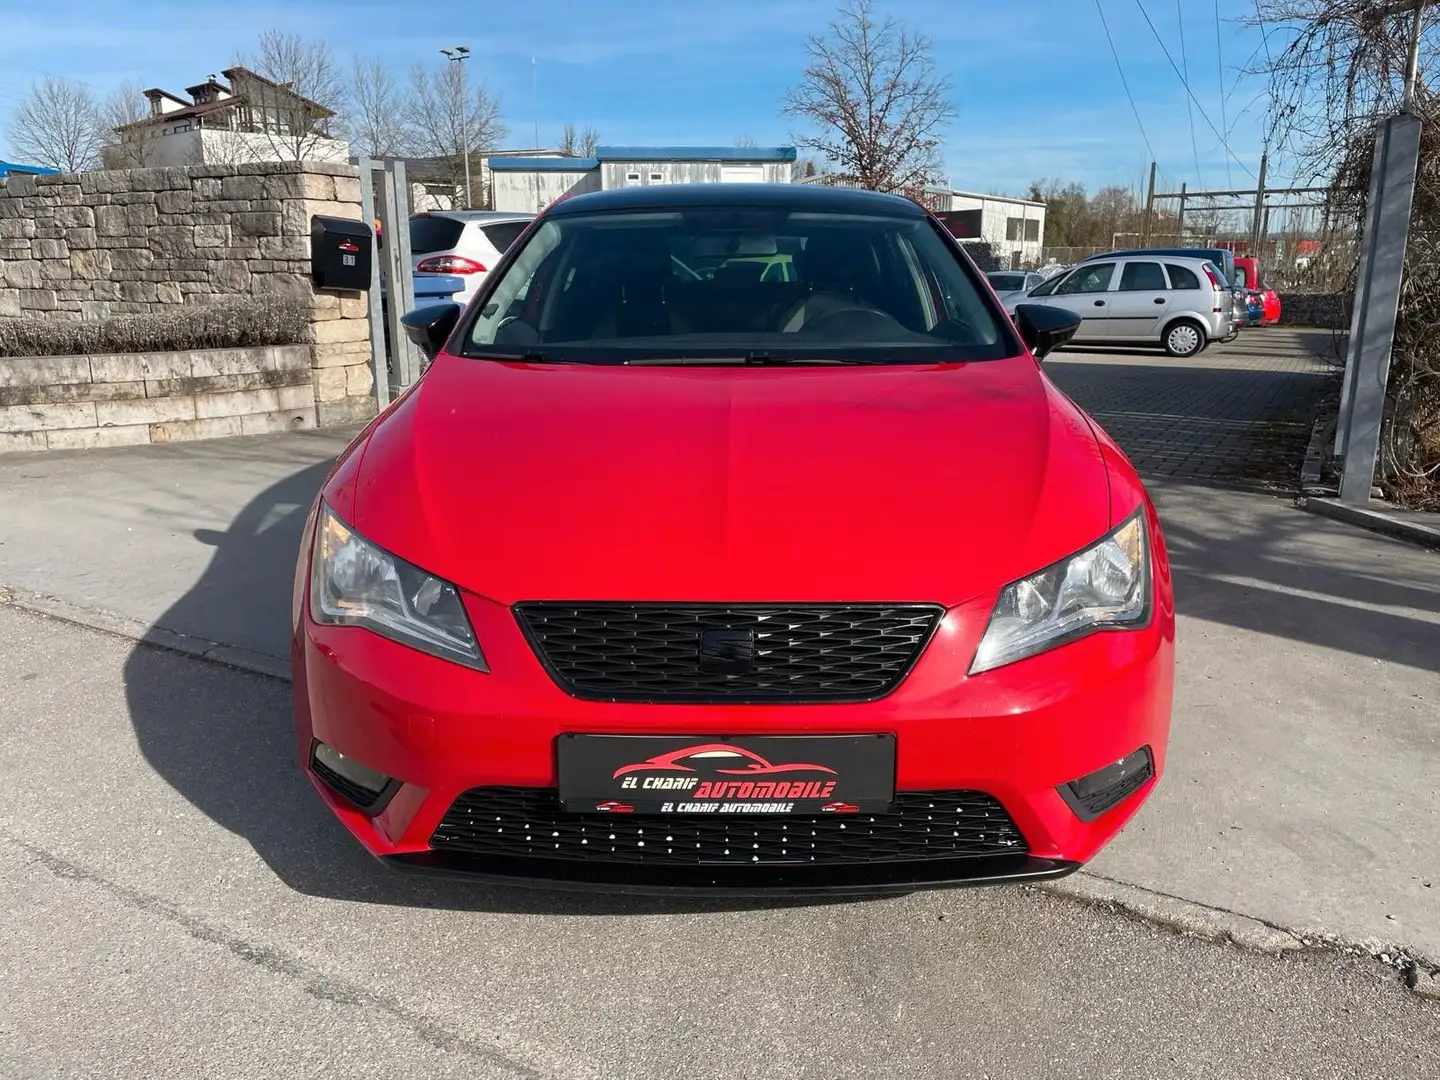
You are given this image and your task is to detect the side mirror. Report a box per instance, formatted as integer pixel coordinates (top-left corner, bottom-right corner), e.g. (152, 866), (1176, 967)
(401, 303), (462, 362)
(1013, 303), (1081, 360)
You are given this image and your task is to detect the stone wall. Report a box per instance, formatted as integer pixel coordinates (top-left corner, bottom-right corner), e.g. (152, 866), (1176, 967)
(0, 345), (315, 453)
(1278, 292), (1350, 330)
(0, 161), (376, 429)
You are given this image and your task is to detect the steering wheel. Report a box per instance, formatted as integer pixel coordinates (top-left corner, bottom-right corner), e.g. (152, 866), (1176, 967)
(798, 304), (903, 338)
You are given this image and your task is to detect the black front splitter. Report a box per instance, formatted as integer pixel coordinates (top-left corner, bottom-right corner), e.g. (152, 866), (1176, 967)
(382, 851), (1081, 897)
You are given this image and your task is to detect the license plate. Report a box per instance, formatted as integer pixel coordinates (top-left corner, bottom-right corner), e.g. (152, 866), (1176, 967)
(556, 734), (895, 815)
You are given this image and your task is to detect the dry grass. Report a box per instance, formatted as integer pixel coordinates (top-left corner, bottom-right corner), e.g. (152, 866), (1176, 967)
(0, 296), (310, 358)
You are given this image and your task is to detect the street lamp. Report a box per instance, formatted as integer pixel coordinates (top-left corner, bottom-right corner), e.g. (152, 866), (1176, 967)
(440, 45), (472, 208)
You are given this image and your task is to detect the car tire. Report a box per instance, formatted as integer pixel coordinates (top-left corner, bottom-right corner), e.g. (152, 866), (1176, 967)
(1163, 319), (1206, 358)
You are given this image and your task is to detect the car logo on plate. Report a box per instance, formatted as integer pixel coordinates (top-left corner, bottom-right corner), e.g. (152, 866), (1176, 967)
(697, 628), (756, 674)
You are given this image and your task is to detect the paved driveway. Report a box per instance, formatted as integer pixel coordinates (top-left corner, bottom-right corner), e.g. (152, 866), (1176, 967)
(1046, 328), (1339, 486)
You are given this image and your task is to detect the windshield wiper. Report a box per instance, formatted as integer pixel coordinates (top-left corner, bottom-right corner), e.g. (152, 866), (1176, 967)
(623, 353), (879, 366)
(468, 350), (570, 363)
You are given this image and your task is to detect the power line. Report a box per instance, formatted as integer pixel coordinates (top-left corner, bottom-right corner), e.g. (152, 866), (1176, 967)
(1216, 0), (1232, 186)
(1177, 0), (1202, 183)
(1094, 0), (1157, 163)
(1134, 0), (1258, 180)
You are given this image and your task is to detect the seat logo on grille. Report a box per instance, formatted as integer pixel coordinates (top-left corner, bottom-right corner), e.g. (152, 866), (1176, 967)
(697, 628), (756, 674)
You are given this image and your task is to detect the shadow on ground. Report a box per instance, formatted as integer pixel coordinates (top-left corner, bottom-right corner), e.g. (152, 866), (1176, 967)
(120, 456), (850, 914)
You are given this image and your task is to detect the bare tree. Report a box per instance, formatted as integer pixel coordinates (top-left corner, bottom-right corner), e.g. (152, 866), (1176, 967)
(99, 80), (154, 168)
(349, 57), (410, 158)
(782, 0), (957, 193)
(1248, 1), (1440, 504)
(791, 156), (820, 181)
(735, 133), (758, 147)
(234, 30), (347, 162)
(7, 77), (104, 173)
(405, 60), (507, 203)
(559, 122), (599, 157)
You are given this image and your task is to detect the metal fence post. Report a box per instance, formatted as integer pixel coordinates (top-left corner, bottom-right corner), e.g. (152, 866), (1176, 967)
(356, 158), (390, 412)
(1140, 161), (1157, 245)
(1336, 112), (1423, 504)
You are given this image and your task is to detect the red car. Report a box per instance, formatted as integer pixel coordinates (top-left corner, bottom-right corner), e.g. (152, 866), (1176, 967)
(292, 184), (1175, 893)
(1233, 256), (1281, 326)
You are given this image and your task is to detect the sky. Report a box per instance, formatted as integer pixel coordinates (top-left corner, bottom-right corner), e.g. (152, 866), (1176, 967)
(0, 0), (1297, 196)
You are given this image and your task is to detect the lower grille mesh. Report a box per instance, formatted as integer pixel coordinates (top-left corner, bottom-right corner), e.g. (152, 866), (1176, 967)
(431, 787), (1027, 866)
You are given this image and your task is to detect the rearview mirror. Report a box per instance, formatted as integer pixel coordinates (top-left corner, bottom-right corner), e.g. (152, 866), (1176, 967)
(1013, 304), (1081, 360)
(401, 303), (462, 363)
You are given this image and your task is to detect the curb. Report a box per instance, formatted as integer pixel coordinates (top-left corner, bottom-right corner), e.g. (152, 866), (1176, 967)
(4, 581), (1438, 1000)
(0, 585), (290, 682)
(1300, 497), (1440, 551)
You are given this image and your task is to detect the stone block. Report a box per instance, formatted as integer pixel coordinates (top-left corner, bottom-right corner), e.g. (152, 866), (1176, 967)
(89, 351), (192, 382)
(2, 174), (38, 198)
(95, 395), (197, 427)
(0, 218), (34, 239)
(313, 365), (348, 402)
(192, 178), (223, 198)
(113, 190), (158, 205)
(0, 293), (20, 317)
(189, 347), (265, 378)
(156, 282), (183, 304)
(90, 281), (121, 301)
(126, 203), (159, 229)
(0, 431), (48, 454)
(0, 354), (93, 388)
(0, 380), (146, 407)
(311, 317), (370, 345)
(150, 226), (196, 257)
(266, 345), (313, 373)
(0, 401), (97, 432)
(69, 248), (112, 278)
(210, 262), (251, 293)
(46, 425), (152, 451)
(219, 175), (267, 201)
(78, 300), (112, 320)
(311, 340), (371, 367)
(332, 176), (362, 204)
(339, 295), (370, 319)
(345, 362), (374, 397)
(194, 224), (229, 248)
(119, 280), (159, 303)
(79, 170), (133, 194)
(233, 211), (282, 238)
(64, 227), (98, 250)
(53, 206), (94, 229)
(19, 289), (57, 311)
(156, 190), (194, 215)
(195, 387), (284, 418)
(0, 237), (31, 251)
(248, 272), (312, 300)
(110, 248), (154, 271)
(30, 238), (68, 261)
(95, 204), (128, 237)
(259, 234), (309, 260)
(39, 260), (72, 283)
(317, 395), (377, 427)
(149, 415), (244, 443)
(277, 383), (316, 411)
(1, 261), (41, 289)
(239, 408), (315, 436)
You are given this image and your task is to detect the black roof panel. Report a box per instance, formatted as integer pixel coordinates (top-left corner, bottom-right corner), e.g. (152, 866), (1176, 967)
(544, 183), (926, 218)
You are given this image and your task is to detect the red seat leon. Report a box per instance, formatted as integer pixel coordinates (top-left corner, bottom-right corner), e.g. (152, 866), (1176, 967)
(291, 184), (1175, 893)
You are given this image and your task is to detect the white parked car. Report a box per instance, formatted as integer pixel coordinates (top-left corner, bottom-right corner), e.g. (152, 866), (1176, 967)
(408, 210), (535, 307)
(984, 270), (1045, 306)
(1006, 255), (1234, 358)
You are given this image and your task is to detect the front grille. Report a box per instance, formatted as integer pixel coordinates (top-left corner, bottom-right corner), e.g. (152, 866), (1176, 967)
(513, 603), (943, 703)
(431, 787), (1027, 866)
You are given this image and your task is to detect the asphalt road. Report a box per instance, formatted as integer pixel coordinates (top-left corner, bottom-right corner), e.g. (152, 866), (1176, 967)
(1, 604), (1437, 1079)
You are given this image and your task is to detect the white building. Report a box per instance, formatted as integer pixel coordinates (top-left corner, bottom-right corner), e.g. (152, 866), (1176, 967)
(489, 146), (796, 213)
(105, 68), (349, 169)
(928, 188), (1047, 268)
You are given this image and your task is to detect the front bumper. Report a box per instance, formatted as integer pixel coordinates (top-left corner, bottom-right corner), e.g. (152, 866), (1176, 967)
(292, 557), (1175, 892)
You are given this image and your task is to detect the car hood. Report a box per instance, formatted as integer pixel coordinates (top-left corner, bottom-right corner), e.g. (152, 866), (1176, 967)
(350, 354), (1111, 607)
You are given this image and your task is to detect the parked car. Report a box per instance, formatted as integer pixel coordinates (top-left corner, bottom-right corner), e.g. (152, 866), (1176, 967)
(985, 270), (1044, 305)
(1232, 256), (1282, 326)
(1085, 246), (1237, 289)
(294, 182), (1175, 893)
(1008, 254), (1233, 357)
(408, 210), (535, 307)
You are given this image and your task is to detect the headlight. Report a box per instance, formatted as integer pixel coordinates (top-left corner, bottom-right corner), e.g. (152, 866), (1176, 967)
(970, 510), (1151, 675)
(310, 505), (486, 670)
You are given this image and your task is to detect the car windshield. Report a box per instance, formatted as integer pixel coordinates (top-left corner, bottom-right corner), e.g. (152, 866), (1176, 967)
(461, 207), (1010, 364)
(986, 273), (1027, 291)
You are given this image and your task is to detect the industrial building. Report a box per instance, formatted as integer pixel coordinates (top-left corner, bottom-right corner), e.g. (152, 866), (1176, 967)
(928, 188), (1047, 267)
(489, 146), (796, 213)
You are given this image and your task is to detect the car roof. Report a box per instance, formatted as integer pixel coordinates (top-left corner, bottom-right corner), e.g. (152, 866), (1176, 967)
(1084, 248), (1230, 261)
(543, 182), (927, 218)
(415, 210), (535, 223)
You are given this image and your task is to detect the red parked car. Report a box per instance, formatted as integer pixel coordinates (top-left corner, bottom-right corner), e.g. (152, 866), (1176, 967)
(1233, 256), (1282, 326)
(292, 184), (1175, 893)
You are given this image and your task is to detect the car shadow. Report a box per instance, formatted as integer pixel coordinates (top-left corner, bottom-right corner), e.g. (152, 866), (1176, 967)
(120, 454), (865, 915)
